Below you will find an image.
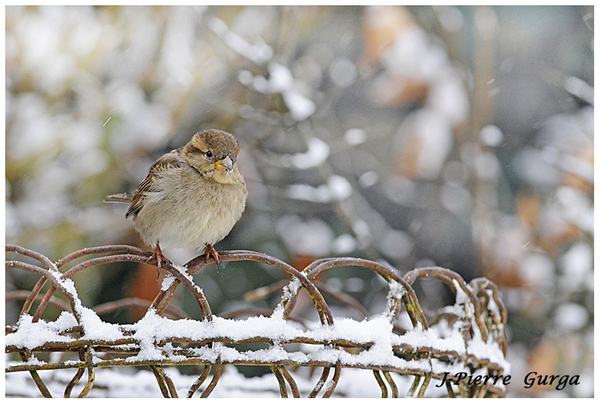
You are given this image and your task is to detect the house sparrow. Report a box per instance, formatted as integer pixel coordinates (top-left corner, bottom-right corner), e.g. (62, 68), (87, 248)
(106, 129), (247, 274)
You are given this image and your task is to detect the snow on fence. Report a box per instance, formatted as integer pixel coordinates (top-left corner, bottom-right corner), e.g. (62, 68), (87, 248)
(5, 244), (509, 398)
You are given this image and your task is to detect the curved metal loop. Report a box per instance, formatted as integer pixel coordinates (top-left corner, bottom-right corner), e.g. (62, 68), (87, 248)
(322, 360), (342, 398)
(200, 356), (223, 398)
(279, 257), (429, 330)
(383, 371), (399, 398)
(373, 369), (388, 398)
(403, 266), (488, 341)
(185, 250), (335, 326)
(470, 277), (509, 355)
(78, 347), (96, 398)
(5, 244), (509, 398)
(19, 351), (52, 398)
(64, 367), (85, 398)
(308, 366), (330, 398)
(278, 366), (300, 398)
(187, 364), (212, 398)
(271, 365), (288, 398)
(5, 260), (83, 324)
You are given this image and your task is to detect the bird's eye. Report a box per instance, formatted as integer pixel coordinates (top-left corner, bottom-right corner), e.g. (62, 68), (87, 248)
(206, 151), (213, 158)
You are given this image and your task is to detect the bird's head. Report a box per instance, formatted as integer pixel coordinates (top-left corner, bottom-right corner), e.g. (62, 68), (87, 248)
(182, 129), (241, 183)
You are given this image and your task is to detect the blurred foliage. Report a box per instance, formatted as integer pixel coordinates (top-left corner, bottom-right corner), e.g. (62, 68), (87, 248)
(5, 5), (593, 397)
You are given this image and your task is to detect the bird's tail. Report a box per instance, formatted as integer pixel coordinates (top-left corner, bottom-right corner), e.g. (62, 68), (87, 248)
(104, 193), (133, 203)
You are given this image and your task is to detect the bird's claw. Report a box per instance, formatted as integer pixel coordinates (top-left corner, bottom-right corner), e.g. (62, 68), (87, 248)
(148, 244), (169, 279)
(205, 243), (221, 272)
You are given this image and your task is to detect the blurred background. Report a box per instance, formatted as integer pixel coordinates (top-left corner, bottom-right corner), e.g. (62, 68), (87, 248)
(5, 5), (593, 397)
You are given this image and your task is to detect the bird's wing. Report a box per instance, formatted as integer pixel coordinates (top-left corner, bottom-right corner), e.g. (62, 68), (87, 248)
(126, 150), (185, 218)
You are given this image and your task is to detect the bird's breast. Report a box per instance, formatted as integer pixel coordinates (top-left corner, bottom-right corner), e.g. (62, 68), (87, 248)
(133, 167), (247, 250)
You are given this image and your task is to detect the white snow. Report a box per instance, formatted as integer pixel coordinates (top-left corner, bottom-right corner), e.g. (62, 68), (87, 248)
(237, 62), (316, 121)
(4, 362), (456, 398)
(79, 307), (124, 342)
(559, 242), (593, 293)
(479, 124), (504, 147)
(207, 17), (273, 64)
(331, 233), (357, 254)
(286, 175), (352, 203)
(276, 215), (334, 256)
(344, 128), (367, 145)
(286, 137), (330, 169)
(6, 314), (76, 350)
(7, 308), (507, 370)
(6, 286), (509, 398)
(553, 303), (589, 331)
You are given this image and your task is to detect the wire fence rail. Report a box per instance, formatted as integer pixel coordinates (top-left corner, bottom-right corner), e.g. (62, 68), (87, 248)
(5, 244), (509, 398)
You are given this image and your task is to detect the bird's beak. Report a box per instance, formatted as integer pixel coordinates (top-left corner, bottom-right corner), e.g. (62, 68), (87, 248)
(215, 156), (234, 172)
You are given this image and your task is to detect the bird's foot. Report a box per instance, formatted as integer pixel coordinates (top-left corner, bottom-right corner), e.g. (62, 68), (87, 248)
(205, 243), (221, 272)
(148, 244), (170, 279)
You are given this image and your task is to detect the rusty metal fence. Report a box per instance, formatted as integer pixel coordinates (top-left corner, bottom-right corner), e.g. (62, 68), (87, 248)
(5, 244), (509, 398)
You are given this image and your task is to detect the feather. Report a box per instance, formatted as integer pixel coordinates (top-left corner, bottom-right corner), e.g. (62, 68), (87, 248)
(126, 150), (186, 218)
(104, 193), (133, 203)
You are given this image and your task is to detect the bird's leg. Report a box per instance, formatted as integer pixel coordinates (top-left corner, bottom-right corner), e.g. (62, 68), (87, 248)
(205, 243), (221, 272)
(148, 243), (169, 279)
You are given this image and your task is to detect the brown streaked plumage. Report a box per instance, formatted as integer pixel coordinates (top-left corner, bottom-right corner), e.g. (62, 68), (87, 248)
(106, 129), (247, 272)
